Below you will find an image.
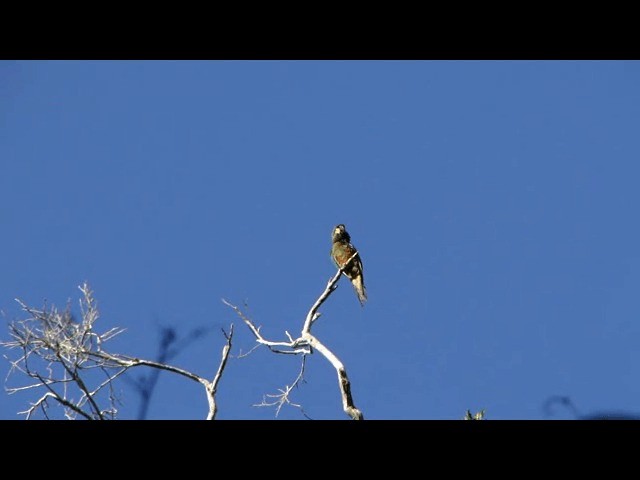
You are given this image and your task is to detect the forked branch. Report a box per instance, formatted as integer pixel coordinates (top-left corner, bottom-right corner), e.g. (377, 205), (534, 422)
(223, 251), (363, 420)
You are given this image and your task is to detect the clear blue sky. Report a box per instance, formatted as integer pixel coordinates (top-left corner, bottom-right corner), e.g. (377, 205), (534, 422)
(1, 60), (639, 420)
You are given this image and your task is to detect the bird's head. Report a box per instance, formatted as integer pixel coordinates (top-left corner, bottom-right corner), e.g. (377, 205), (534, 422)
(332, 224), (351, 243)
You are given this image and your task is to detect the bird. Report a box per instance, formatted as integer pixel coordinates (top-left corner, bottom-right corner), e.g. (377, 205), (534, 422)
(331, 224), (367, 306)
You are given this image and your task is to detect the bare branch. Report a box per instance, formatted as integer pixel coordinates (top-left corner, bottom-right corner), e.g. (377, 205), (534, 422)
(33, 372), (93, 420)
(302, 334), (363, 420)
(18, 392), (57, 420)
(224, 250), (364, 420)
(206, 324), (234, 420)
(124, 325), (210, 420)
(222, 299), (311, 355)
(54, 349), (104, 419)
(89, 351), (206, 383)
(302, 250), (359, 334)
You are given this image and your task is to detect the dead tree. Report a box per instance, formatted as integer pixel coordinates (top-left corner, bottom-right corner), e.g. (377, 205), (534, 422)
(4, 252), (365, 420)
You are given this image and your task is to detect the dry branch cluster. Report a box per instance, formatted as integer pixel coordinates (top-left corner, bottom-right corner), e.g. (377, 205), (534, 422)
(2, 283), (232, 420)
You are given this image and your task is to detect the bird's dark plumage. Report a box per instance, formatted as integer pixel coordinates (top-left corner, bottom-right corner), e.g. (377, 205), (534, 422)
(330, 224), (367, 306)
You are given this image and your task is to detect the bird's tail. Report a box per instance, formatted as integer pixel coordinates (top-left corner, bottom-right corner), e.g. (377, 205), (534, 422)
(351, 276), (367, 306)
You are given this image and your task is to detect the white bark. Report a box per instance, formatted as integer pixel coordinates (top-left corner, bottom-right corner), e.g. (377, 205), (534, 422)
(3, 283), (233, 420)
(224, 251), (364, 420)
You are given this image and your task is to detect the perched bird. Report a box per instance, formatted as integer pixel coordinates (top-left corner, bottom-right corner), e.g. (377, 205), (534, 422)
(331, 224), (367, 306)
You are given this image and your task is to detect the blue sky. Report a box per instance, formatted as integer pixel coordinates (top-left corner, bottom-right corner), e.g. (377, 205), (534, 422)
(1, 60), (639, 419)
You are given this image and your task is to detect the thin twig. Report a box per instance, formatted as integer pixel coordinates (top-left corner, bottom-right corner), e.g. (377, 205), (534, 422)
(235, 343), (261, 359)
(19, 392), (57, 420)
(253, 355), (310, 418)
(33, 372), (93, 420)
